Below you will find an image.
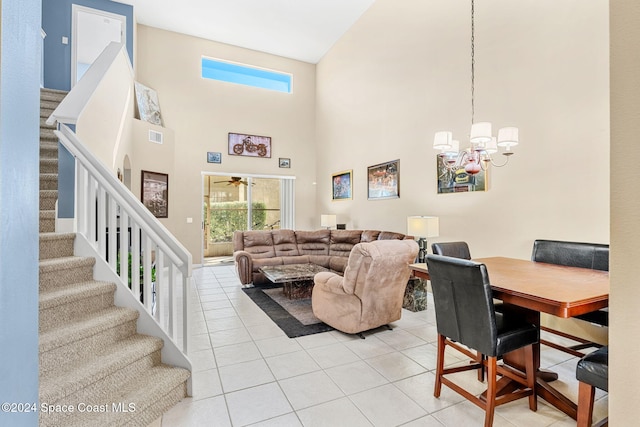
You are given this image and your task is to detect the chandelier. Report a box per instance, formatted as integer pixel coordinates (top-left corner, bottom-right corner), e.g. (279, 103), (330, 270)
(433, 0), (519, 175)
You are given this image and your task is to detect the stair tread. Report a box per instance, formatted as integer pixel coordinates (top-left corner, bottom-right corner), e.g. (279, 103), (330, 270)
(36, 88), (188, 426)
(40, 280), (116, 310)
(62, 365), (189, 427)
(39, 306), (139, 353)
(39, 232), (75, 241)
(39, 255), (95, 271)
(40, 334), (165, 403)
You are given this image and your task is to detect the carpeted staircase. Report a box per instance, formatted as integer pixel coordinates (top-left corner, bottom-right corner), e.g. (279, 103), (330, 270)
(38, 88), (190, 426)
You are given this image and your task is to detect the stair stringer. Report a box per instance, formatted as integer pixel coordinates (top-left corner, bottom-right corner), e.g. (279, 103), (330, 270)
(74, 233), (193, 396)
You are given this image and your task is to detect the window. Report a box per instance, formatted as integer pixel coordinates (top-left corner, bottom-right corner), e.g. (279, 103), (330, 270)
(201, 57), (292, 93)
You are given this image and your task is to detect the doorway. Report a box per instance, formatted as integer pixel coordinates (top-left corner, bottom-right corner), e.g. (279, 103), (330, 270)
(202, 174), (295, 264)
(71, 5), (126, 87)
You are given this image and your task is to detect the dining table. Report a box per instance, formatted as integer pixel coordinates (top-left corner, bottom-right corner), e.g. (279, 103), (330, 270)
(409, 256), (610, 420)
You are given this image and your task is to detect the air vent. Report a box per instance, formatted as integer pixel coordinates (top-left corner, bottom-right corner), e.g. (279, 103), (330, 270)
(149, 130), (163, 144)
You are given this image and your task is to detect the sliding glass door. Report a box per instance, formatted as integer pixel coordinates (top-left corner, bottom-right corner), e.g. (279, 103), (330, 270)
(203, 174), (293, 259)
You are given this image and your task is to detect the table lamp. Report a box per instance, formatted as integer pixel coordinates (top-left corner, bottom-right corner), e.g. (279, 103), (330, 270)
(407, 216), (440, 263)
(321, 214), (337, 230)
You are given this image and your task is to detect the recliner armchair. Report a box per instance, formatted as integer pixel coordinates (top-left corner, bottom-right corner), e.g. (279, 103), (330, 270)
(311, 239), (419, 336)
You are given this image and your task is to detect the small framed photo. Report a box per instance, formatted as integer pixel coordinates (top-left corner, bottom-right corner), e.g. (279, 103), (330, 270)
(141, 170), (168, 218)
(367, 159), (400, 200)
(228, 132), (272, 158)
(332, 170), (353, 201)
(279, 158), (291, 168)
(207, 152), (222, 164)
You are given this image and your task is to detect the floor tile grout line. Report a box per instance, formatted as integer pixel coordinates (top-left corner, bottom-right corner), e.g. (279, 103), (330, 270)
(184, 264), (591, 426)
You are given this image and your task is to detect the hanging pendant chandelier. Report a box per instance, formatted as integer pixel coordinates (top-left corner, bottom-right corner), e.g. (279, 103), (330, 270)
(433, 0), (519, 175)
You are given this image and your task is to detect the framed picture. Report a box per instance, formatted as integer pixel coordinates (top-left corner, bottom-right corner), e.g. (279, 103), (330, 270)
(134, 82), (163, 126)
(332, 170), (353, 201)
(141, 170), (168, 218)
(436, 158), (488, 193)
(367, 159), (400, 200)
(228, 132), (271, 158)
(207, 152), (222, 164)
(279, 158), (291, 168)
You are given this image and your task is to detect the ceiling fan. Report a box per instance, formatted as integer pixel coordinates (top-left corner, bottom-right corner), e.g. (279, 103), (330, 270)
(214, 176), (251, 186)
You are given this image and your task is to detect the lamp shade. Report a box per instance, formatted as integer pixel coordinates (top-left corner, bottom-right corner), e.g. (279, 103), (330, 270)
(321, 214), (337, 228)
(407, 216), (440, 238)
(485, 137), (498, 154)
(445, 139), (460, 155)
(497, 127), (519, 147)
(470, 122), (492, 144)
(433, 131), (452, 150)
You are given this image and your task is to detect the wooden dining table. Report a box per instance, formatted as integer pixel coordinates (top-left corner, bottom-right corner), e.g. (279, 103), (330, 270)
(409, 257), (610, 420)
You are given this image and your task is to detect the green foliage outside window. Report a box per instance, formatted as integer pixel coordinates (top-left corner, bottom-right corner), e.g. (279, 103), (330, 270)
(208, 201), (267, 242)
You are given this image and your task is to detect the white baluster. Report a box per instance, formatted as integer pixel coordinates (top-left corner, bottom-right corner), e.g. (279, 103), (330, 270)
(131, 222), (141, 304)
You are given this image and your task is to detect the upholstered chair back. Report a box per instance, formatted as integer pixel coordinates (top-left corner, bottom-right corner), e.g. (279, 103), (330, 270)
(426, 255), (500, 356)
(531, 240), (609, 271)
(431, 241), (472, 260)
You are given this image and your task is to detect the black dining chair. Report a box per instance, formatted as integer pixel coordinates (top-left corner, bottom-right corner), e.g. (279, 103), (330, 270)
(576, 346), (608, 427)
(431, 241), (490, 380)
(532, 239), (608, 356)
(431, 241), (471, 259)
(426, 254), (539, 427)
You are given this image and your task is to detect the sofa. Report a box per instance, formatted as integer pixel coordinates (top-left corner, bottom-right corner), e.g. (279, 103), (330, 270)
(233, 229), (409, 286)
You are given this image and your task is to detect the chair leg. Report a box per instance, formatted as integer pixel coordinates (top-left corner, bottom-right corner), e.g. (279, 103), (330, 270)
(484, 356), (497, 427)
(577, 381), (595, 427)
(476, 351), (485, 382)
(524, 344), (537, 412)
(434, 334), (446, 398)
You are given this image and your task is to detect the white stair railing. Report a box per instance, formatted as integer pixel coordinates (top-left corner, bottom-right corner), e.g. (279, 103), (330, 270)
(55, 124), (192, 353)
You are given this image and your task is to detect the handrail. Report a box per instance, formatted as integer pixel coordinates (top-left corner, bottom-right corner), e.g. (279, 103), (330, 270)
(46, 42), (131, 126)
(56, 124), (192, 276)
(45, 40), (192, 356)
(55, 124), (192, 352)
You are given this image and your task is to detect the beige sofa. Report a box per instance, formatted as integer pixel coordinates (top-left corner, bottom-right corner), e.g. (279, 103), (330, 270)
(233, 229), (409, 286)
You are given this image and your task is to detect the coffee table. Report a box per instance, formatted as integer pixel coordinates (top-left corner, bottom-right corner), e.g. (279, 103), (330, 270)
(259, 264), (329, 299)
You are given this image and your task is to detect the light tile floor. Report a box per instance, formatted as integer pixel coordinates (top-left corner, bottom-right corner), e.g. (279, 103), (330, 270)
(151, 264), (608, 427)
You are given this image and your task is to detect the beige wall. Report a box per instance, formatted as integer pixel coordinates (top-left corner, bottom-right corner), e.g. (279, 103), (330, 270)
(131, 118), (176, 230)
(77, 50), (135, 174)
(610, 0), (640, 423)
(316, 0), (609, 260)
(134, 25), (317, 263)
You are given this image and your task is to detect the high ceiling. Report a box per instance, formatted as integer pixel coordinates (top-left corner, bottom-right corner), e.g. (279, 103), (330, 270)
(119, 0), (376, 64)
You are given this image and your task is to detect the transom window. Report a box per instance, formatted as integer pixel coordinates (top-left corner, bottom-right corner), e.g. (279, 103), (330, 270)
(201, 57), (292, 93)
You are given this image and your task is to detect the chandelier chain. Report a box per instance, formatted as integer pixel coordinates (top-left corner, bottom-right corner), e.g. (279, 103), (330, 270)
(471, 0), (475, 126)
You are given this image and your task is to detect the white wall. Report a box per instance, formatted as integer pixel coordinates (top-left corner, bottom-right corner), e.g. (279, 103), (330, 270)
(135, 25), (317, 263)
(610, 0), (640, 423)
(316, 0), (609, 260)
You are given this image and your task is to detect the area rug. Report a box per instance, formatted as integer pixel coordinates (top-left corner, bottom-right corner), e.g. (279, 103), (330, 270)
(242, 285), (334, 338)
